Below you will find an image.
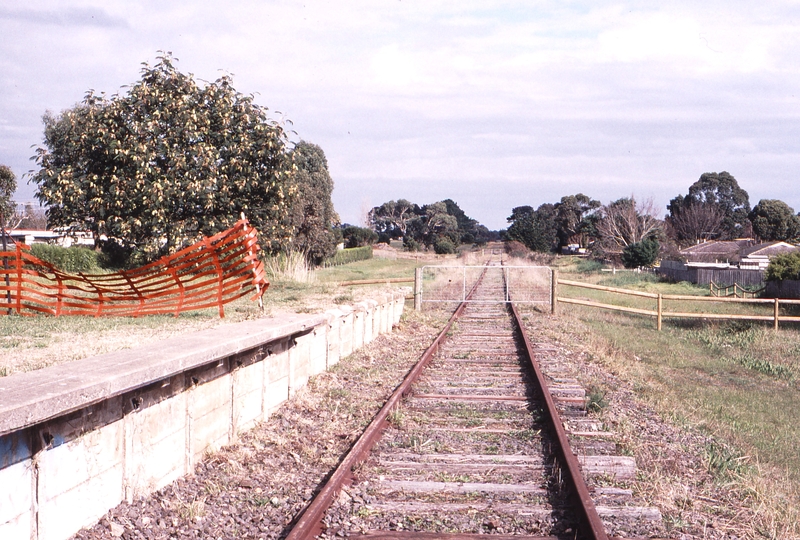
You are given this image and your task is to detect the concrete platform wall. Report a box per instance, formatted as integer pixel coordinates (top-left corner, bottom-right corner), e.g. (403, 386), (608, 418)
(0, 294), (404, 540)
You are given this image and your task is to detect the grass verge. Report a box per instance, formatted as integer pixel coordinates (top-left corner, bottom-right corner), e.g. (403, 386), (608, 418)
(547, 267), (800, 537)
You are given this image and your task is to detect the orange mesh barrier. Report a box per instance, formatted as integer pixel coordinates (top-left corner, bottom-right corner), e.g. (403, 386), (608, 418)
(0, 219), (268, 317)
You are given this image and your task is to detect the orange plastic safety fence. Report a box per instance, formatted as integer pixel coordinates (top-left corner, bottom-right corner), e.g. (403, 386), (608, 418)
(0, 219), (268, 318)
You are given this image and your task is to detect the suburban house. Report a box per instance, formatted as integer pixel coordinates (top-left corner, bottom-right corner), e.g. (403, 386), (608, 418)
(658, 239), (799, 286)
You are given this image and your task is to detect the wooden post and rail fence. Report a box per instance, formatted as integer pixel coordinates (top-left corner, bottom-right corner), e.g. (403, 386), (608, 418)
(334, 268), (799, 331)
(555, 271), (800, 331)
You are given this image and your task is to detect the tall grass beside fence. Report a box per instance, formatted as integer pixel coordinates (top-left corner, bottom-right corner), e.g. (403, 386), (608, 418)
(263, 250), (316, 283)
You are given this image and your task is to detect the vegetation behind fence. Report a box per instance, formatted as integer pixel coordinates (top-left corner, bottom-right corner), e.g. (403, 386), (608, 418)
(322, 246), (373, 267)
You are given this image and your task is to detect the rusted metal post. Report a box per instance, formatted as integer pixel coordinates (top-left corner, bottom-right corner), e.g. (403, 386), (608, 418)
(414, 267), (423, 311)
(774, 298), (780, 331)
(551, 268), (558, 315)
(657, 293), (663, 331)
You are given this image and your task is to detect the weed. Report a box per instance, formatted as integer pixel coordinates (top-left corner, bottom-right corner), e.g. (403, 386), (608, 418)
(328, 388), (350, 400)
(176, 496), (206, 520)
(388, 408), (404, 428)
(705, 441), (750, 480)
(731, 354), (793, 380)
(585, 385), (608, 413)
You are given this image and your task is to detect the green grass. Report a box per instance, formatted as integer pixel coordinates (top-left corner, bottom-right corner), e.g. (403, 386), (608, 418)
(568, 304), (800, 480)
(316, 257), (421, 283)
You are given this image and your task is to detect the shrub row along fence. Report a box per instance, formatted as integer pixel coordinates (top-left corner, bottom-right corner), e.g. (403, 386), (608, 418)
(557, 278), (800, 331)
(322, 246), (373, 267)
(0, 219), (267, 318)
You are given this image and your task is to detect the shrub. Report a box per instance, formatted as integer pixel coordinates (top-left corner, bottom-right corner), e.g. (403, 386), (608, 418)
(403, 237), (421, 252)
(766, 251), (800, 281)
(621, 238), (659, 269)
(29, 244), (100, 272)
(575, 259), (604, 274)
(504, 241), (529, 259)
(342, 226), (377, 248)
(433, 237), (456, 254)
(322, 246), (373, 267)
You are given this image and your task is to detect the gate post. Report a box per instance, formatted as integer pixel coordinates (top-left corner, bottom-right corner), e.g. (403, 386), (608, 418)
(414, 267), (423, 311)
(551, 269), (558, 315)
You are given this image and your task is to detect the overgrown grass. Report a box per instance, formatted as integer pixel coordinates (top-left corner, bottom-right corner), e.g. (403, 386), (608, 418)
(562, 303), (800, 525)
(545, 268), (800, 534)
(263, 250), (316, 283)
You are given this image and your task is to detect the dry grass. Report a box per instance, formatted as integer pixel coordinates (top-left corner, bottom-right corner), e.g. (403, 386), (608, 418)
(540, 283), (800, 538)
(0, 256), (422, 376)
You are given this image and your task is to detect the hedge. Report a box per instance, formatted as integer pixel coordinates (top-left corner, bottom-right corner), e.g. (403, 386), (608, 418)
(29, 244), (101, 272)
(322, 246), (373, 267)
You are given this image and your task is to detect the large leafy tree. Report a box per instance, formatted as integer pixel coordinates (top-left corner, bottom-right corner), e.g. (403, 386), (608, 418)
(31, 54), (293, 263)
(505, 204), (558, 252)
(553, 193), (600, 248)
(368, 199), (416, 238)
(667, 172), (751, 240)
(749, 199), (800, 242)
(285, 141), (339, 264)
(0, 165), (16, 228)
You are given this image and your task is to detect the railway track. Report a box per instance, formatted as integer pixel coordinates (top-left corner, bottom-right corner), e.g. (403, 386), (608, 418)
(285, 265), (661, 539)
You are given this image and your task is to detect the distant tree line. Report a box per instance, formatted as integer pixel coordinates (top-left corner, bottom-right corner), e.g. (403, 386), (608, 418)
(367, 199), (498, 254)
(505, 172), (800, 268)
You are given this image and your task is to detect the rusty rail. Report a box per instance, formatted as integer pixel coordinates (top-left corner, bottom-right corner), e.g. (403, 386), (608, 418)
(285, 265), (612, 540)
(284, 268), (487, 540)
(510, 300), (609, 540)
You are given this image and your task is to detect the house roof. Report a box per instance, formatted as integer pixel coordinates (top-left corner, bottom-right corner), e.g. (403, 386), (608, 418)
(680, 239), (754, 263)
(740, 241), (798, 259)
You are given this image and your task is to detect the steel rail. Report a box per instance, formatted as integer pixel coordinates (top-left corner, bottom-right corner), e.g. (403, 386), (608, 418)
(508, 301), (610, 540)
(283, 267), (489, 540)
(285, 263), (612, 540)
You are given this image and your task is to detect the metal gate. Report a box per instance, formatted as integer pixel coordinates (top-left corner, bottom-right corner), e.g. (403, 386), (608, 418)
(418, 265), (553, 306)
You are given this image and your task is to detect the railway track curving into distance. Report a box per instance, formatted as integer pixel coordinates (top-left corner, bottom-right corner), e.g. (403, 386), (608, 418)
(285, 263), (661, 539)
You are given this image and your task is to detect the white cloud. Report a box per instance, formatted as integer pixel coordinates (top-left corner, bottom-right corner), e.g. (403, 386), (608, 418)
(4, 0), (800, 229)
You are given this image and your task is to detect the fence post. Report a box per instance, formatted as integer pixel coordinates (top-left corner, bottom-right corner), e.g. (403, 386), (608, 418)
(551, 269), (558, 315)
(657, 294), (663, 331)
(774, 298), (779, 331)
(414, 267), (423, 311)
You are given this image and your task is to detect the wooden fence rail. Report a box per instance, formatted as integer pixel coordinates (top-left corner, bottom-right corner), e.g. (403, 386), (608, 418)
(0, 219), (268, 318)
(557, 278), (800, 331)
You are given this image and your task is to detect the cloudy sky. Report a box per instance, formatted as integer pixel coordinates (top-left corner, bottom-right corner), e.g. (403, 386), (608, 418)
(2, 1), (799, 230)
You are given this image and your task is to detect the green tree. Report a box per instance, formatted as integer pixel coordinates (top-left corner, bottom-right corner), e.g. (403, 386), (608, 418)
(667, 172), (751, 240)
(285, 141), (339, 265)
(553, 193), (600, 248)
(342, 226), (377, 248)
(368, 199), (416, 238)
(0, 165), (16, 228)
(748, 199), (800, 242)
(766, 252), (800, 281)
(621, 238), (659, 268)
(505, 204), (558, 252)
(31, 54), (293, 264)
